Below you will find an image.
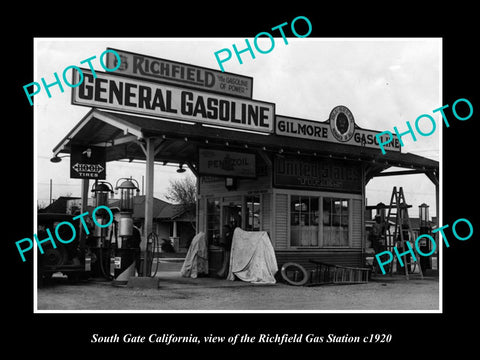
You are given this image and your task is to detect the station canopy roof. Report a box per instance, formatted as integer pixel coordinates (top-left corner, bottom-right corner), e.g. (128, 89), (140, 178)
(52, 108), (439, 184)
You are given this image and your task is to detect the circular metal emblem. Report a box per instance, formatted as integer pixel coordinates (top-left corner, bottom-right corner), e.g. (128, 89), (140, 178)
(329, 105), (355, 142)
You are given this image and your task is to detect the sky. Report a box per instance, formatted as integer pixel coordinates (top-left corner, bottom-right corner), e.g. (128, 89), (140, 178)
(34, 38), (441, 218)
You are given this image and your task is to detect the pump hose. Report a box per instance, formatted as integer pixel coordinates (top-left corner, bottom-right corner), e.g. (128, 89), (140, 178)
(147, 232), (160, 277)
(99, 223), (115, 281)
(98, 246), (113, 281)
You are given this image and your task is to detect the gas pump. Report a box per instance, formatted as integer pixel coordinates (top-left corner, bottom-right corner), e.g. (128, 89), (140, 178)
(112, 177), (140, 286)
(369, 202), (387, 274)
(375, 203), (387, 250)
(87, 181), (114, 279)
(418, 203), (432, 274)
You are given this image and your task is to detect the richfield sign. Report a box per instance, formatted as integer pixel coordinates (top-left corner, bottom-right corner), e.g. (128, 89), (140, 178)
(71, 68), (274, 134)
(106, 48), (253, 98)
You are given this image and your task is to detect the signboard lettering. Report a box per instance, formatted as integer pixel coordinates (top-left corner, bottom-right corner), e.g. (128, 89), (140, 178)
(199, 149), (256, 178)
(274, 155), (362, 193)
(72, 69), (274, 134)
(329, 105), (355, 142)
(276, 115), (401, 152)
(70, 145), (106, 179)
(106, 48), (253, 98)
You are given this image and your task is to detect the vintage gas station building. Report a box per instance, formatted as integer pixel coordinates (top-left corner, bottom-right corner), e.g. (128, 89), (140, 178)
(51, 48), (439, 274)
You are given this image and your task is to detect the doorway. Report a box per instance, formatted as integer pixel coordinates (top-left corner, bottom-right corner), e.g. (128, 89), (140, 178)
(206, 194), (263, 274)
(223, 197), (243, 232)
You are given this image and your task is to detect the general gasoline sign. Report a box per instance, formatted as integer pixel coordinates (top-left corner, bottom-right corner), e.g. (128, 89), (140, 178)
(70, 145), (106, 179)
(71, 68), (274, 134)
(106, 48), (253, 99)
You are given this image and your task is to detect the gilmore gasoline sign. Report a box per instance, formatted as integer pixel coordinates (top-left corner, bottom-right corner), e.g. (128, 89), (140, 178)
(276, 112), (401, 152)
(70, 145), (106, 179)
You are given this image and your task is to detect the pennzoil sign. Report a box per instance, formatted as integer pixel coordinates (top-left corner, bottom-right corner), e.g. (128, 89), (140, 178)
(199, 149), (256, 178)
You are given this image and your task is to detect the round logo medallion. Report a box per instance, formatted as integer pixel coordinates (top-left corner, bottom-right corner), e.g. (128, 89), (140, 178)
(329, 105), (355, 142)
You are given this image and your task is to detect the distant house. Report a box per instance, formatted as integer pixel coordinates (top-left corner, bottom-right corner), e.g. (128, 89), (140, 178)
(40, 196), (81, 214)
(364, 208), (437, 251)
(406, 217), (437, 239)
(110, 195), (196, 253)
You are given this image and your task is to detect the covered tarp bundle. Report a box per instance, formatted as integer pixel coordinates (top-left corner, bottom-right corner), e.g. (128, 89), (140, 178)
(181, 232), (208, 278)
(227, 228), (278, 284)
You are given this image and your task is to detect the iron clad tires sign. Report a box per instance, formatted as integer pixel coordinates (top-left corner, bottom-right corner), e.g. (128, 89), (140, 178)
(71, 68), (274, 134)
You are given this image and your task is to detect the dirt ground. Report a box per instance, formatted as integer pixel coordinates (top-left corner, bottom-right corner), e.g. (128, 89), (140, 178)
(36, 270), (439, 311)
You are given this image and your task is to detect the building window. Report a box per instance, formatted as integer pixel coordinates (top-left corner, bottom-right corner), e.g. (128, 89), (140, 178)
(245, 196), (261, 231)
(323, 198), (349, 246)
(290, 196), (319, 247)
(206, 198), (220, 245)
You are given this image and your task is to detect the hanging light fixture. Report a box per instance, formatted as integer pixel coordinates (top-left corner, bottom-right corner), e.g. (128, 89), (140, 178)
(50, 154), (69, 163)
(177, 163), (186, 173)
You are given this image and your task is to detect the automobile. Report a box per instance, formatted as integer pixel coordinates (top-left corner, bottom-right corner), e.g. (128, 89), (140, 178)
(37, 213), (86, 286)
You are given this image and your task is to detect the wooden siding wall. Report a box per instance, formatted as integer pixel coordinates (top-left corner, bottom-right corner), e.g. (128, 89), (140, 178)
(197, 196), (205, 234)
(351, 198), (362, 248)
(274, 193), (289, 249)
(199, 174), (271, 195)
(261, 192), (271, 234)
(275, 250), (364, 269)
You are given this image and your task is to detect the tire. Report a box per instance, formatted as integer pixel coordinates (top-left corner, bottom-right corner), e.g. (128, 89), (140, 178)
(67, 272), (81, 283)
(280, 262), (309, 286)
(37, 271), (53, 288)
(41, 246), (67, 267)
